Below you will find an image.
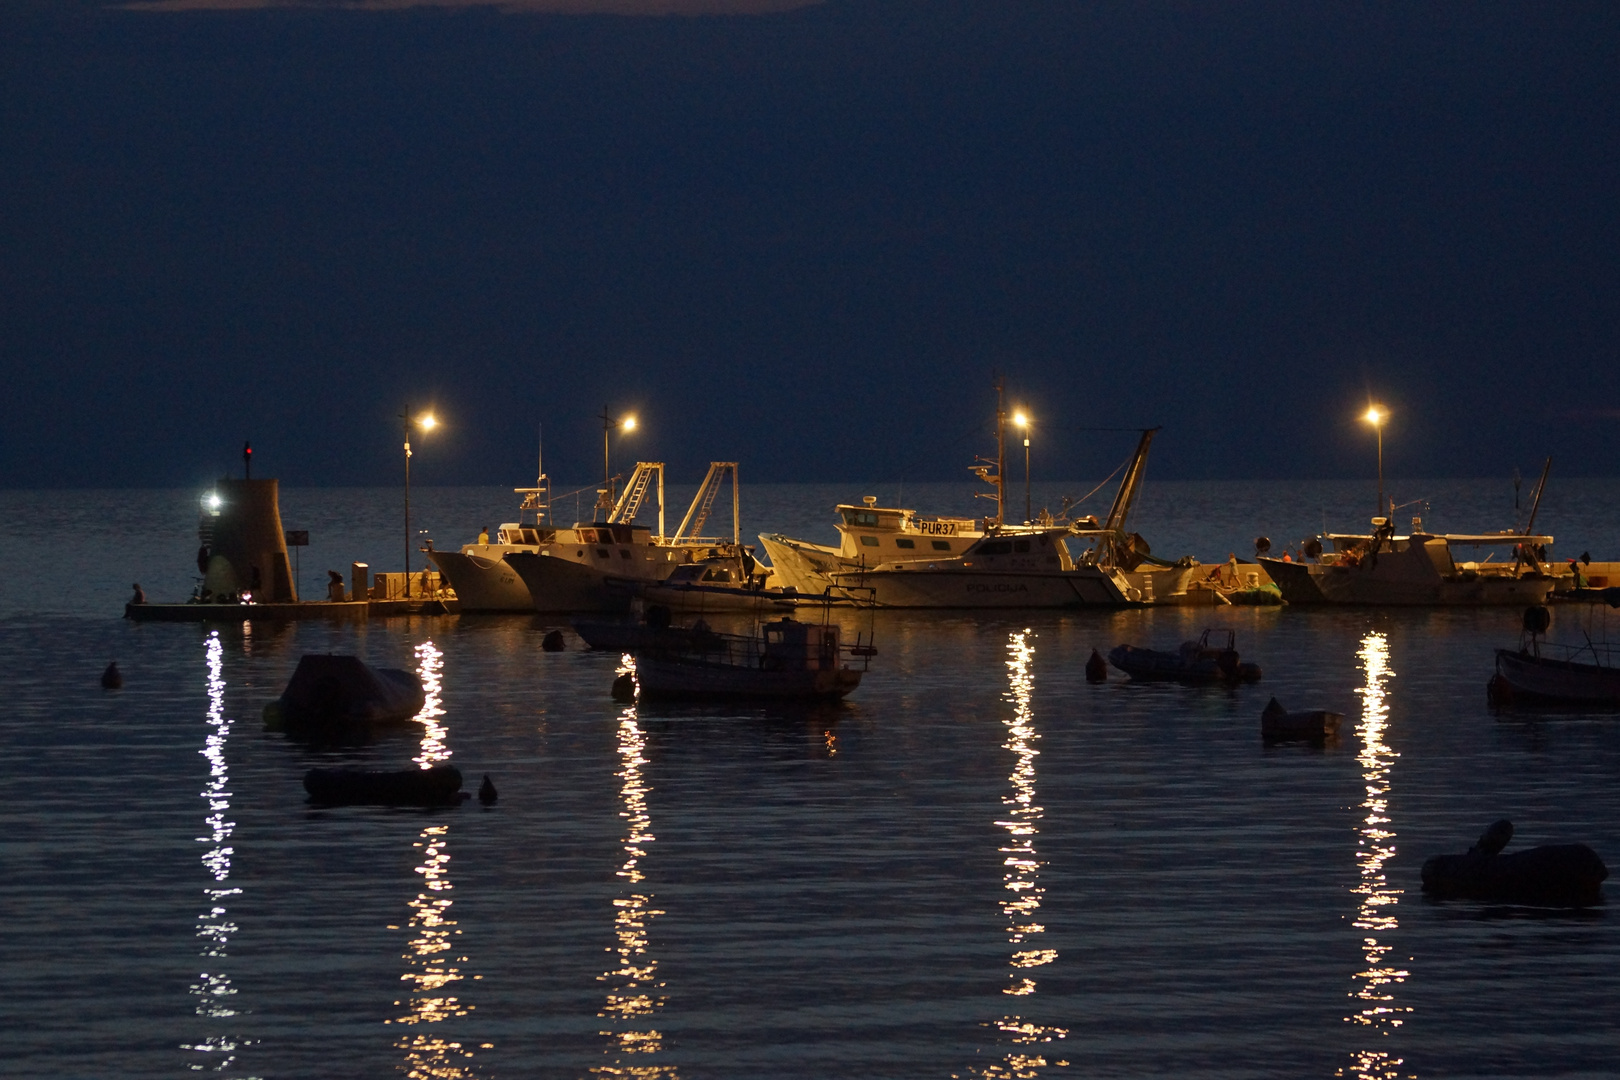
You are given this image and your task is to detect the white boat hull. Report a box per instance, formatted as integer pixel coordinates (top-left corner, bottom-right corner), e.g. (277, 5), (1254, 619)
(506, 550), (681, 612)
(426, 547), (535, 612)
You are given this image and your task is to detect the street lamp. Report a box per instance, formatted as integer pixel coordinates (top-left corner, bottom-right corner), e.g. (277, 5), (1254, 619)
(403, 411), (438, 597)
(1013, 411), (1031, 524)
(1362, 405), (1386, 519)
(598, 406), (637, 517)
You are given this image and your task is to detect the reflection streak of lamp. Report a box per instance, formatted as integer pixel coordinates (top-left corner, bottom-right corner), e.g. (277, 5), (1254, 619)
(593, 655), (677, 1079)
(391, 641), (489, 1080)
(180, 630), (252, 1070)
(972, 631), (1067, 1079)
(1341, 631), (1412, 1080)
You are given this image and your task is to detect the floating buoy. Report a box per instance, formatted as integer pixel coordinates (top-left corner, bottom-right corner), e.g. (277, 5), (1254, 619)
(1085, 649), (1107, 683)
(478, 774), (498, 805)
(542, 629), (566, 652)
(100, 662), (123, 690)
(611, 673), (637, 702)
(1422, 819), (1608, 906)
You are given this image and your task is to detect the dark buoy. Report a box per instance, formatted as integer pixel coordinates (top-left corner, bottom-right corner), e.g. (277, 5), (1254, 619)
(1085, 649), (1107, 683)
(542, 629), (566, 652)
(478, 774), (498, 805)
(611, 673), (637, 702)
(100, 662), (123, 689)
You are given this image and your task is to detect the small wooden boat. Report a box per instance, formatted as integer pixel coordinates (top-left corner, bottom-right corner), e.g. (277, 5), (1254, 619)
(1421, 819), (1608, 906)
(628, 616), (874, 701)
(1108, 628), (1261, 683)
(304, 764), (464, 807)
(1260, 697), (1343, 742)
(1488, 593), (1620, 707)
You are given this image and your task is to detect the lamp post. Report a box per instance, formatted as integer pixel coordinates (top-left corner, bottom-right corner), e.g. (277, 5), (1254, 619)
(597, 406), (637, 517)
(1363, 405), (1386, 519)
(1013, 411), (1031, 524)
(403, 411), (437, 597)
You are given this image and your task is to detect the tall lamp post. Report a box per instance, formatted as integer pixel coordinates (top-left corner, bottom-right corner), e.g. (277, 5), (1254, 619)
(1013, 411), (1032, 524)
(403, 411), (438, 597)
(1363, 405), (1386, 520)
(597, 406), (637, 517)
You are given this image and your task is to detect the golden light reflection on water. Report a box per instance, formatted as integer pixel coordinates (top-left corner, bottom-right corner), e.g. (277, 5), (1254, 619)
(388, 641), (491, 1080)
(964, 631), (1068, 1079)
(593, 655), (678, 1079)
(1340, 630), (1413, 1080)
(181, 630), (255, 1072)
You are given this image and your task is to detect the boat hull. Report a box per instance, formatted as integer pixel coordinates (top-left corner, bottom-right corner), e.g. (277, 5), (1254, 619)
(426, 547), (535, 612)
(635, 656), (862, 700)
(836, 566), (1133, 608)
(757, 534), (846, 595)
(1492, 649), (1620, 705)
(506, 550), (680, 612)
(1262, 557), (1554, 606)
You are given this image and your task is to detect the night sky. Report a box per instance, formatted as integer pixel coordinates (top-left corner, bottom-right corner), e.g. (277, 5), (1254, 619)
(4, 1), (1619, 490)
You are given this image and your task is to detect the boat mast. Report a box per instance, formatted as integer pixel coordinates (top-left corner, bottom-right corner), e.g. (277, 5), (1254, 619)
(995, 377), (1006, 529)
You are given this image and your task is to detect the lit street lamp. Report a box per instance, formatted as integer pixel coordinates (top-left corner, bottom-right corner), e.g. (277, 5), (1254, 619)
(1014, 411), (1031, 524)
(598, 406), (637, 516)
(403, 411), (438, 596)
(1363, 405), (1386, 519)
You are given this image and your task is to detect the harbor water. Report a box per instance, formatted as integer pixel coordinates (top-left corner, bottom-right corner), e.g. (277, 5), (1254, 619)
(2, 481), (1620, 1079)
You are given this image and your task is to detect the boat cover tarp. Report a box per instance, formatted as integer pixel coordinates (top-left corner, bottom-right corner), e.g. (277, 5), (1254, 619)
(278, 654), (425, 726)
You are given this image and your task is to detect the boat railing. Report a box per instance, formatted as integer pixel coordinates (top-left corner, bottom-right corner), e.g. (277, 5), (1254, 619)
(1520, 636), (1619, 668)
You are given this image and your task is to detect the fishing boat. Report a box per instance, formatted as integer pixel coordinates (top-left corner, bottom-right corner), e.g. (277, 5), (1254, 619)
(1488, 591), (1620, 707)
(826, 428), (1197, 608)
(759, 498), (987, 595)
(621, 546), (799, 614)
(628, 615), (875, 700)
(1262, 462), (1559, 606)
(426, 483), (555, 612)
(1108, 628), (1263, 683)
(505, 461), (747, 612)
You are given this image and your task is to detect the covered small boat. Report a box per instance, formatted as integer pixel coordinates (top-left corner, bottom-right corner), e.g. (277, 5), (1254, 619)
(629, 616), (874, 701)
(1421, 819), (1607, 906)
(1260, 697), (1342, 742)
(304, 764), (464, 807)
(1108, 629), (1261, 683)
(266, 654), (425, 730)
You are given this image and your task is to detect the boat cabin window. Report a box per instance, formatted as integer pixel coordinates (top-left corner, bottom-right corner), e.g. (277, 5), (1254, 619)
(596, 548), (610, 558)
(932, 540), (952, 551)
(702, 567), (733, 582)
(860, 535), (880, 547)
(895, 538), (916, 550)
(1014, 540), (1031, 553)
(620, 549), (631, 559)
(978, 540), (1013, 555)
(843, 509), (882, 528)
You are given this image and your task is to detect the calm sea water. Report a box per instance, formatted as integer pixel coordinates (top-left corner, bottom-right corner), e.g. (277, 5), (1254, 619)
(2, 481), (1619, 1079)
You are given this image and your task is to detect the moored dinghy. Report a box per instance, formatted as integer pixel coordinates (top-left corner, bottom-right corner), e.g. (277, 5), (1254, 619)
(1108, 629), (1262, 683)
(304, 764), (465, 807)
(1421, 819), (1608, 906)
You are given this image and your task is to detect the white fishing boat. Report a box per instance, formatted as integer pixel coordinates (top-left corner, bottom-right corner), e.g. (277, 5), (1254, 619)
(833, 408), (1197, 607)
(759, 499), (987, 595)
(626, 547), (798, 614)
(425, 484), (555, 612)
(506, 461), (753, 612)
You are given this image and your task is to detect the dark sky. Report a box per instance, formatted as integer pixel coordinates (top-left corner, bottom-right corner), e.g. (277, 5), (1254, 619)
(3, 0), (1619, 490)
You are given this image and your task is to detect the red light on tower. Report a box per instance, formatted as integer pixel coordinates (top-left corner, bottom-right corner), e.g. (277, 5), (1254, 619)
(244, 440), (252, 479)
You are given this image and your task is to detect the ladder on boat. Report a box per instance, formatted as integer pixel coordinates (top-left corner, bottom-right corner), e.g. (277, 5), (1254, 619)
(609, 462), (666, 537)
(674, 462), (740, 544)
